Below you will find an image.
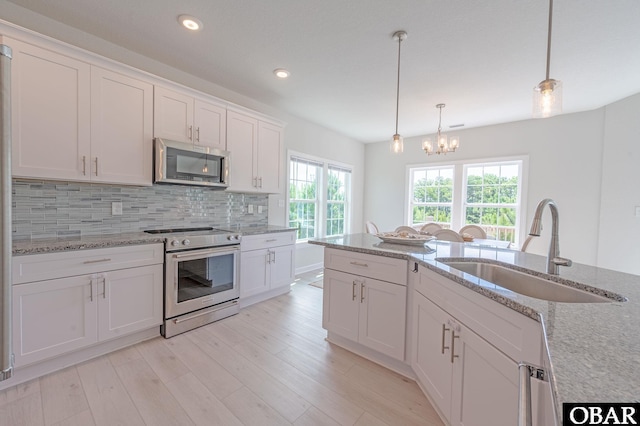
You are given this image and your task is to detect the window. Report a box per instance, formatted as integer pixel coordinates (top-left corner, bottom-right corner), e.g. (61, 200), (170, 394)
(409, 166), (454, 228)
(289, 153), (352, 241)
(463, 162), (521, 242)
(407, 158), (525, 244)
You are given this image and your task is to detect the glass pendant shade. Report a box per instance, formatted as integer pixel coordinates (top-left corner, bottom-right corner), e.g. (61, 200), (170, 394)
(422, 138), (433, 154)
(390, 134), (404, 153)
(533, 79), (562, 118)
(449, 136), (460, 151)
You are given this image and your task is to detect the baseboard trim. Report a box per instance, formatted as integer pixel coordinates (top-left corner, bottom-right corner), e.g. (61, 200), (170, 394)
(0, 327), (160, 391)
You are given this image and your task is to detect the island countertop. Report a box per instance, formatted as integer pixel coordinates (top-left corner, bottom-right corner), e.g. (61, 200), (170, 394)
(308, 233), (640, 414)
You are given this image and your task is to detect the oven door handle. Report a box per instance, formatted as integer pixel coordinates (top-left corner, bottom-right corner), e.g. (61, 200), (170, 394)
(171, 246), (239, 260)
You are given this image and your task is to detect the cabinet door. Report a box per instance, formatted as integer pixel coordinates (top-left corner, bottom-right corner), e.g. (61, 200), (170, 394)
(240, 249), (270, 298)
(269, 244), (295, 291)
(450, 322), (519, 426)
(12, 275), (98, 367)
(98, 265), (163, 341)
(91, 67), (153, 185)
(356, 278), (406, 360)
(256, 121), (283, 193)
(412, 291), (453, 423)
(322, 269), (359, 341)
(226, 111), (258, 192)
(194, 99), (226, 150)
(9, 38), (91, 181)
(153, 86), (194, 143)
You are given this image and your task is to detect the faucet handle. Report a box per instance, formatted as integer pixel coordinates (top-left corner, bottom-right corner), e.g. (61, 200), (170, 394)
(552, 257), (572, 267)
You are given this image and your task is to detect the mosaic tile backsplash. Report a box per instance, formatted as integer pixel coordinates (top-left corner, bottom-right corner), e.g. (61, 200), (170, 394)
(12, 179), (269, 240)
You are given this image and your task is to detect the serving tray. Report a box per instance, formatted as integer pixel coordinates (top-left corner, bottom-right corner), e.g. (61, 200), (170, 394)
(375, 232), (436, 246)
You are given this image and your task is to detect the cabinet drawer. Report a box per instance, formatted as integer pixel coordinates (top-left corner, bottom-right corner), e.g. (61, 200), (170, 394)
(12, 243), (164, 284)
(240, 231), (296, 252)
(324, 248), (407, 286)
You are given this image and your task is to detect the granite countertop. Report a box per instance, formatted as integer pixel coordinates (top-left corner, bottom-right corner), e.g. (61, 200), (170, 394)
(308, 233), (640, 413)
(12, 232), (165, 255)
(12, 225), (298, 255)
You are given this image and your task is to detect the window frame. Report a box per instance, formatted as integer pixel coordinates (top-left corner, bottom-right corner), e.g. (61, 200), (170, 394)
(287, 150), (352, 242)
(405, 155), (528, 245)
(407, 165), (456, 228)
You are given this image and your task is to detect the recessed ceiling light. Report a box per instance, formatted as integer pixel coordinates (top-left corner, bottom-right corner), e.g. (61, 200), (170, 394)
(273, 68), (290, 79)
(178, 15), (203, 31)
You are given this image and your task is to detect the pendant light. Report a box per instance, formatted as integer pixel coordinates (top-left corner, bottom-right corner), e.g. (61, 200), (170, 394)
(422, 104), (460, 155)
(390, 31), (407, 154)
(533, 0), (562, 118)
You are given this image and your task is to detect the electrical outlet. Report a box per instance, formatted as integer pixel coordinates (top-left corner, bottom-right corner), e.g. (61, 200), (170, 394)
(278, 199), (285, 208)
(112, 202), (123, 216)
(248, 204), (254, 214)
(258, 205), (263, 214)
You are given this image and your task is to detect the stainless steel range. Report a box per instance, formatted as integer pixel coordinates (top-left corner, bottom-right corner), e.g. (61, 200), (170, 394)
(144, 226), (241, 338)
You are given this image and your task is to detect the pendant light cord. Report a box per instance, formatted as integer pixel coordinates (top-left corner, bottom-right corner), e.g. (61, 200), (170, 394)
(545, 0), (554, 80)
(395, 34), (402, 134)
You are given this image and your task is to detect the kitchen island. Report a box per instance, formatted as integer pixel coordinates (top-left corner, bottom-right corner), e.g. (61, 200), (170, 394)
(309, 233), (640, 423)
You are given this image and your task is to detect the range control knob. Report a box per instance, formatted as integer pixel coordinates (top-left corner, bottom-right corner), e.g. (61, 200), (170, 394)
(170, 239), (180, 247)
(182, 239), (191, 246)
(227, 235), (237, 241)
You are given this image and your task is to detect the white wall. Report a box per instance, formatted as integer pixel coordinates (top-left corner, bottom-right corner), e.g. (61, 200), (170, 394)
(365, 109), (606, 266)
(597, 93), (640, 275)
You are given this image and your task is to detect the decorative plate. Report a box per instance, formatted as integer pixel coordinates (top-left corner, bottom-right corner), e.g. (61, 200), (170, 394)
(375, 232), (436, 246)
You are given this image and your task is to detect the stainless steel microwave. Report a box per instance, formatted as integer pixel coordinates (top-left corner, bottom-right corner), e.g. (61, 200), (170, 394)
(154, 138), (230, 188)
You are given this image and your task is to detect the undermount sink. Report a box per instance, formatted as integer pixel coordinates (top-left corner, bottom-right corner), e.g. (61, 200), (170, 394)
(439, 260), (619, 303)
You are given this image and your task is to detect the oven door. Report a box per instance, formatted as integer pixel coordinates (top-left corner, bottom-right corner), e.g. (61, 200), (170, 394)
(165, 246), (239, 319)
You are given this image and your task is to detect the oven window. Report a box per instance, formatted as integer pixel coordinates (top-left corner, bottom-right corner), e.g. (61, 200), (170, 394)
(177, 253), (234, 303)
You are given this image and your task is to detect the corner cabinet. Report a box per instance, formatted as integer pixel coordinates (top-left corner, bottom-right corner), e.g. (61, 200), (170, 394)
(239, 231), (296, 306)
(11, 244), (164, 367)
(6, 37), (153, 185)
(322, 248), (407, 361)
(226, 110), (283, 193)
(153, 85), (227, 150)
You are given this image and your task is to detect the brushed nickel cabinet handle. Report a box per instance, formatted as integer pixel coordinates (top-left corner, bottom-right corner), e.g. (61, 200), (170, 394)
(352, 281), (357, 301)
(82, 156), (86, 175)
(188, 125), (193, 141)
(265, 239), (277, 242)
(253, 177), (258, 187)
(349, 261), (368, 267)
(196, 127), (200, 142)
(451, 330), (460, 363)
(83, 258), (112, 264)
(441, 324), (450, 354)
(94, 157), (98, 176)
(360, 282), (365, 303)
(258, 177), (263, 188)
(89, 280), (93, 302)
(101, 276), (106, 299)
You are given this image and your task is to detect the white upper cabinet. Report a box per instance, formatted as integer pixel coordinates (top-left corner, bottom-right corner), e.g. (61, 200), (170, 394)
(226, 109), (283, 193)
(8, 37), (91, 181)
(153, 86), (226, 150)
(6, 36), (153, 185)
(90, 67), (153, 185)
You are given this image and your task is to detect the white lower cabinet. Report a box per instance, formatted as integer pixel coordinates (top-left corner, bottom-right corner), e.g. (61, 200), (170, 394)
(239, 232), (295, 304)
(323, 268), (407, 360)
(413, 290), (518, 425)
(12, 244), (163, 367)
(411, 264), (555, 426)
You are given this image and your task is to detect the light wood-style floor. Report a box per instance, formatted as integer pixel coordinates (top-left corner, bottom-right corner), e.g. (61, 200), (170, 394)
(0, 270), (443, 426)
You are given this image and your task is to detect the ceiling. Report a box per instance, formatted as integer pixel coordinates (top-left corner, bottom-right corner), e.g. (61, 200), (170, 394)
(6, 0), (640, 143)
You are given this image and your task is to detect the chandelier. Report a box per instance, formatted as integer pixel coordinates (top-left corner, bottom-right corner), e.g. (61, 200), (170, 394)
(390, 31), (407, 154)
(422, 104), (460, 155)
(533, 0), (562, 118)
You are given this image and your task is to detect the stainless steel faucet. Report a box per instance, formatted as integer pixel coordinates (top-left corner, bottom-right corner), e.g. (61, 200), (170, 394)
(529, 198), (572, 275)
